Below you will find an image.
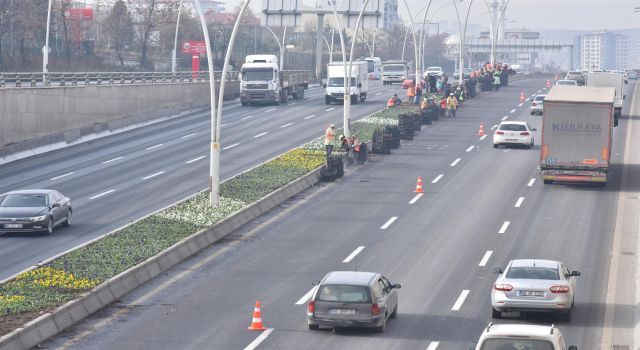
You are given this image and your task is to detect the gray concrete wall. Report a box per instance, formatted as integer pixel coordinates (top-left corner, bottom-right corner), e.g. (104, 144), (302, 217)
(0, 82), (239, 157)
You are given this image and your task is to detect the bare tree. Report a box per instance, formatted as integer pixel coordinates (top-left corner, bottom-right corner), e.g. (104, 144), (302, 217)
(105, 0), (134, 68)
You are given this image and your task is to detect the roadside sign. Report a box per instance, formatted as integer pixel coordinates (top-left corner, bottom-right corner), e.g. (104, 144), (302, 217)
(182, 41), (207, 54)
(64, 8), (93, 20)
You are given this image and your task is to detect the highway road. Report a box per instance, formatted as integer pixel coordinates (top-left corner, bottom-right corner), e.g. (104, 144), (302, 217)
(0, 81), (408, 281)
(41, 78), (640, 349)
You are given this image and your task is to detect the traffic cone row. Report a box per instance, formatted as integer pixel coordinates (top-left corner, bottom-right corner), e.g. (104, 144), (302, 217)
(478, 123), (486, 137)
(415, 176), (424, 193)
(248, 300), (267, 331)
(519, 92), (525, 103)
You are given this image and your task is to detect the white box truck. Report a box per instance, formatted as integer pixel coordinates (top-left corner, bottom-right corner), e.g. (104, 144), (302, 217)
(240, 55), (308, 106)
(381, 60), (409, 85)
(540, 85), (616, 185)
(325, 61), (368, 105)
(585, 72), (624, 120)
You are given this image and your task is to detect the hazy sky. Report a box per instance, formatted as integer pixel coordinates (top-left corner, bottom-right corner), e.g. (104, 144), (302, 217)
(242, 0), (640, 32)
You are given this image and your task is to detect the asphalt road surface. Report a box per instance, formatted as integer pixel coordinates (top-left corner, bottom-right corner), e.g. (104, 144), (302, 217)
(0, 81), (407, 281)
(40, 79), (640, 349)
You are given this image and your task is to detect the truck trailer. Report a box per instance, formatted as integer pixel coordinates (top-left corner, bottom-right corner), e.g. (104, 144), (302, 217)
(540, 85), (616, 185)
(325, 61), (368, 105)
(240, 55), (308, 106)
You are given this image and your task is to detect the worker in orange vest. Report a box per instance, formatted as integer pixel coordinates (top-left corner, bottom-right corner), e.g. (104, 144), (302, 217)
(386, 95), (397, 108)
(324, 124), (336, 156)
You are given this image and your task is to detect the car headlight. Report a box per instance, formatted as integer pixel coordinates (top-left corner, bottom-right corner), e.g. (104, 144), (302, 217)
(29, 215), (47, 222)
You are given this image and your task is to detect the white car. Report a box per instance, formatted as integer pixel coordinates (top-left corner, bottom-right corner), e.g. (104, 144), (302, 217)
(424, 66), (444, 79)
(471, 323), (577, 350)
(555, 79), (577, 86)
(493, 121), (536, 149)
(530, 94), (546, 115)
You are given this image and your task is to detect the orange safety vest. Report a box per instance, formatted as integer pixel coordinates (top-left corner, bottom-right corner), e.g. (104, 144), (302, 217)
(386, 98), (396, 107)
(325, 127), (335, 144)
(407, 87), (416, 97)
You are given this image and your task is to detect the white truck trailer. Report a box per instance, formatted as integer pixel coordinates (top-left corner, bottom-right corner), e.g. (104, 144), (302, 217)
(240, 55), (308, 106)
(540, 85), (616, 185)
(585, 71), (624, 120)
(325, 61), (368, 105)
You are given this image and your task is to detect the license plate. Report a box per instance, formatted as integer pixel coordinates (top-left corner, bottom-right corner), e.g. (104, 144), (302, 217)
(4, 223), (23, 229)
(329, 309), (356, 315)
(520, 291), (544, 297)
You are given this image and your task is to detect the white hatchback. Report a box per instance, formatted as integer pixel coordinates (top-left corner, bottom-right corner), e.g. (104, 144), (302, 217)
(493, 121), (536, 149)
(530, 94), (546, 115)
(471, 323), (577, 350)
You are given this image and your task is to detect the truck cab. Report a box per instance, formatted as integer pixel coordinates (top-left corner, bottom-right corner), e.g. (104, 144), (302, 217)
(240, 55), (280, 106)
(325, 61), (368, 105)
(382, 61), (409, 85)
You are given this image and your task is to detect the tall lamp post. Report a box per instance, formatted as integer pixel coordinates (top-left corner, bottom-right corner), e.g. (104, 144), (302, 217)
(172, 0), (184, 74)
(264, 26), (287, 70)
(452, 0), (474, 86)
(43, 0), (54, 83)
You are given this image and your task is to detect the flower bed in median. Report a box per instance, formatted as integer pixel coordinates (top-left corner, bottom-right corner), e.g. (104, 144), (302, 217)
(0, 106), (412, 336)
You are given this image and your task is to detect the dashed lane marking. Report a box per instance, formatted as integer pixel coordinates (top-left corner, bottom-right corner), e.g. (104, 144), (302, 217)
(102, 156), (124, 164)
(503, 148), (510, 153)
(510, 109), (516, 114)
(343, 246), (365, 263)
(186, 156), (206, 164)
(451, 290), (470, 311)
(465, 146), (475, 152)
(181, 132), (198, 139)
(432, 174), (444, 183)
(479, 251), (493, 267)
(480, 135), (488, 141)
(254, 132), (269, 138)
(223, 143), (240, 150)
(142, 171), (165, 180)
(281, 123), (294, 128)
(325, 107), (335, 112)
(295, 287), (316, 305)
(528, 178), (536, 187)
(450, 158), (461, 167)
(265, 108), (277, 113)
(515, 197), (525, 208)
(145, 144), (163, 150)
(304, 114), (316, 120)
(409, 193), (423, 204)
(518, 103), (523, 107)
(525, 98), (531, 102)
(380, 216), (398, 230)
(498, 221), (511, 234)
(89, 189), (115, 200)
(241, 115), (254, 120)
(244, 328), (274, 350)
(426, 342), (440, 350)
(50, 172), (75, 181)
(502, 116), (508, 121)
(375, 92), (383, 95)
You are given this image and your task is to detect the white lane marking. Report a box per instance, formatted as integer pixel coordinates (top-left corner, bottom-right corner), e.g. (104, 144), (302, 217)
(388, 89), (394, 92)
(181, 132), (198, 139)
(343, 246), (366, 263)
(89, 189), (115, 200)
(265, 108), (277, 113)
(186, 156), (206, 164)
(221, 123), (228, 127)
(325, 107), (335, 112)
(307, 98), (314, 101)
(518, 103), (523, 107)
(451, 290), (470, 311)
(241, 115), (254, 120)
(510, 109), (516, 114)
(491, 125), (498, 130)
(254, 132), (269, 138)
(102, 156), (124, 164)
(432, 174), (444, 183)
(295, 287), (316, 305)
(145, 144), (163, 150)
(480, 135), (488, 141)
(281, 123), (294, 128)
(498, 221), (511, 234)
(527, 178), (536, 187)
(380, 216), (398, 230)
(289, 102), (297, 106)
(515, 197), (525, 208)
(537, 89), (542, 93)
(304, 114), (316, 120)
(223, 143), (240, 150)
(426, 342), (440, 350)
(465, 146), (475, 152)
(450, 158), (461, 167)
(503, 148), (510, 153)
(50, 172), (75, 181)
(525, 98), (531, 102)
(142, 171), (165, 180)
(375, 92), (383, 95)
(409, 193), (423, 204)
(244, 328), (274, 350)
(479, 251), (494, 267)
(502, 116), (508, 121)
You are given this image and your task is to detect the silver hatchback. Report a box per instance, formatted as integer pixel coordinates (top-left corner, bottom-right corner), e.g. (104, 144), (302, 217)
(307, 271), (401, 332)
(491, 259), (580, 321)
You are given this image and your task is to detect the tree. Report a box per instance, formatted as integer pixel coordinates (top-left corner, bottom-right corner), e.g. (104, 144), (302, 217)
(105, 0), (134, 68)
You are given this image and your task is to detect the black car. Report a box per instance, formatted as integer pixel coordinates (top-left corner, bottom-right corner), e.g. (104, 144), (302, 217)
(0, 189), (72, 235)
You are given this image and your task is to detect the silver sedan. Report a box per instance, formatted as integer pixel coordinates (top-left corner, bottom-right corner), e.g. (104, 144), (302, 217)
(491, 259), (580, 321)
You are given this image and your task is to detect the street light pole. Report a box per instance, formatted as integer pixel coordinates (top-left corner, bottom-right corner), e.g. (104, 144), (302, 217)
(172, 0), (184, 74)
(43, 0), (54, 83)
(403, 0), (421, 85)
(193, 0), (220, 207)
(452, 0), (474, 86)
(264, 26), (286, 71)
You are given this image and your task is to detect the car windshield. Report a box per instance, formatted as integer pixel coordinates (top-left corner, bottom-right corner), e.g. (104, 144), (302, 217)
(0, 194), (48, 207)
(480, 339), (554, 350)
(506, 266), (560, 280)
(498, 124), (527, 131)
(242, 70), (273, 81)
(534, 96), (545, 102)
(328, 77), (356, 87)
(316, 285), (371, 303)
(384, 65), (405, 72)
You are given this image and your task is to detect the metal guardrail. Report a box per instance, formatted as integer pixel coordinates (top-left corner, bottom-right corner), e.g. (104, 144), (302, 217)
(0, 71), (239, 88)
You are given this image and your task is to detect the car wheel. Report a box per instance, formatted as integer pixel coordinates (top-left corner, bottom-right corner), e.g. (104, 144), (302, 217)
(493, 143), (498, 148)
(45, 217), (54, 235)
(376, 314), (387, 333)
(63, 210), (72, 227)
(390, 304), (398, 319)
(491, 307), (502, 319)
(308, 324), (319, 331)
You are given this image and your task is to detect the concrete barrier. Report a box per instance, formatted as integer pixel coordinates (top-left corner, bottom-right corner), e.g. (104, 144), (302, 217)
(0, 166), (322, 350)
(0, 82), (239, 163)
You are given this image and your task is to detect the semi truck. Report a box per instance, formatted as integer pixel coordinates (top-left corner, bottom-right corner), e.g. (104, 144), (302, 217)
(540, 85), (616, 185)
(585, 71), (624, 120)
(381, 60), (409, 85)
(325, 61), (368, 105)
(240, 55), (308, 106)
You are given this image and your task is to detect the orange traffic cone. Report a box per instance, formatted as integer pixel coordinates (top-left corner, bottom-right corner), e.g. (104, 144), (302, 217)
(415, 176), (424, 193)
(248, 300), (267, 331)
(546, 80), (551, 88)
(519, 92), (525, 103)
(478, 123), (486, 137)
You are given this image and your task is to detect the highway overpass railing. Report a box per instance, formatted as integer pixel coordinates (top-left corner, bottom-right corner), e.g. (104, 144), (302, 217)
(0, 71), (239, 88)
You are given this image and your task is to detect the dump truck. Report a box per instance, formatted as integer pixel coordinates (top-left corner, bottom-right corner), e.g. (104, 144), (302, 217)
(540, 85), (616, 185)
(240, 55), (309, 106)
(585, 71), (624, 120)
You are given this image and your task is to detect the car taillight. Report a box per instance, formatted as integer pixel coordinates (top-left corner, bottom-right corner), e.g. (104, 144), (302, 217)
(495, 131), (505, 135)
(371, 303), (382, 315)
(308, 301), (315, 314)
(494, 283), (513, 291)
(550, 285), (570, 293)
(520, 132), (530, 136)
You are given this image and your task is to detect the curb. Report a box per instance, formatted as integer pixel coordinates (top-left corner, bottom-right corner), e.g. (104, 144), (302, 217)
(0, 167), (322, 350)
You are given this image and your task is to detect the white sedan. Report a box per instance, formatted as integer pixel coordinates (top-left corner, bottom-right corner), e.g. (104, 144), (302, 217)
(493, 121), (536, 149)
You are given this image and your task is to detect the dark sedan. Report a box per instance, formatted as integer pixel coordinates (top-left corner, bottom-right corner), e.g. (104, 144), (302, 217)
(0, 189), (72, 235)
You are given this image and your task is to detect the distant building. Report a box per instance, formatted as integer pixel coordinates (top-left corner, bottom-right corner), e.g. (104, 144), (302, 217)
(579, 31), (627, 71)
(382, 0), (401, 30)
